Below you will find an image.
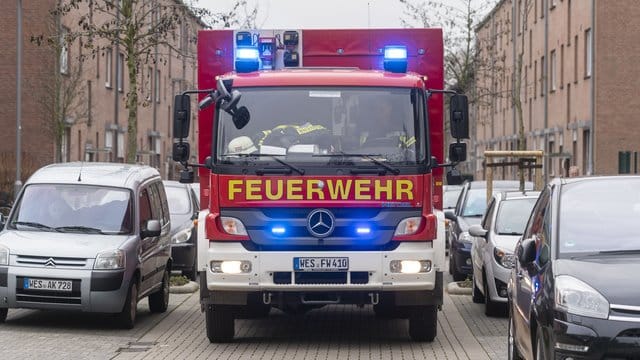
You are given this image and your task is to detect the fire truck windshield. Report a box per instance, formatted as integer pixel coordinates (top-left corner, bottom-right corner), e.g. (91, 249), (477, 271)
(216, 87), (427, 167)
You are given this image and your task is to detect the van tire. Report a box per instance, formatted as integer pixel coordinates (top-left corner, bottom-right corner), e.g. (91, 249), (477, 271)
(472, 273), (485, 303)
(0, 308), (7, 323)
(409, 305), (437, 342)
(205, 305), (235, 343)
(117, 279), (138, 329)
(149, 270), (170, 313)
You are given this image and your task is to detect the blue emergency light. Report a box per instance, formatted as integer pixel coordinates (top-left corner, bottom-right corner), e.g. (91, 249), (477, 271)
(235, 47), (260, 73)
(271, 226), (286, 235)
(383, 45), (408, 73)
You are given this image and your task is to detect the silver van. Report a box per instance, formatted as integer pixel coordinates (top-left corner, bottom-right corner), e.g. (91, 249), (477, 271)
(0, 162), (171, 328)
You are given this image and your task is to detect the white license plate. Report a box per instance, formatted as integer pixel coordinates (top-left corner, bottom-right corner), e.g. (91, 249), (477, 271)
(23, 278), (73, 292)
(294, 257), (349, 272)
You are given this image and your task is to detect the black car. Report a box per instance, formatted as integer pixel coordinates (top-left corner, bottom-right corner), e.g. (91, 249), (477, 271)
(445, 180), (532, 281)
(509, 176), (640, 359)
(164, 180), (200, 280)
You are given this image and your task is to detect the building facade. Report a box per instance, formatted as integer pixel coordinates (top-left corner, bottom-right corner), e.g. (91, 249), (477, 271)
(0, 0), (203, 197)
(471, 0), (640, 181)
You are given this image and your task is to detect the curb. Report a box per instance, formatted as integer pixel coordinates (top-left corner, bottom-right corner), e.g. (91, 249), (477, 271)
(446, 281), (472, 295)
(170, 281), (199, 294)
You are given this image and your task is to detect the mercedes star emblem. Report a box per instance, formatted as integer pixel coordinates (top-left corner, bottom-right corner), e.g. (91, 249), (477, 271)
(306, 209), (335, 238)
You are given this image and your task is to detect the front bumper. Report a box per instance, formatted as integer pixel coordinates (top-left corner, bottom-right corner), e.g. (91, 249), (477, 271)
(0, 266), (128, 313)
(452, 242), (472, 274)
(202, 242), (439, 292)
(486, 261), (511, 303)
(551, 315), (640, 359)
(171, 242), (196, 271)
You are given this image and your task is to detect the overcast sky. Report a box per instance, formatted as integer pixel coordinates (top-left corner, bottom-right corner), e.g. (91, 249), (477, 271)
(195, 0), (451, 29)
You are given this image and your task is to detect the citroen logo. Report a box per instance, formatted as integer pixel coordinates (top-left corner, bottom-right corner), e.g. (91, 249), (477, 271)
(307, 209), (335, 238)
(44, 258), (56, 267)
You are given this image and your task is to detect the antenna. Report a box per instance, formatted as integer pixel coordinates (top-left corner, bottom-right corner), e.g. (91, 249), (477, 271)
(77, 159), (84, 182)
(367, 2), (371, 28)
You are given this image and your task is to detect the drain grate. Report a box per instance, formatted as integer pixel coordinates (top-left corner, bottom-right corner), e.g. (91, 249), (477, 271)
(116, 341), (157, 353)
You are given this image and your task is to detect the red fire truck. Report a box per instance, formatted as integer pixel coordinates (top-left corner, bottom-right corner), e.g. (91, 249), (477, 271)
(172, 29), (469, 343)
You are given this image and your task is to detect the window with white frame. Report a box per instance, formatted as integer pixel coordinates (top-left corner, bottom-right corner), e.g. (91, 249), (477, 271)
(584, 28), (592, 78)
(105, 48), (112, 88)
(117, 52), (125, 92)
(550, 49), (557, 91)
(155, 69), (161, 103)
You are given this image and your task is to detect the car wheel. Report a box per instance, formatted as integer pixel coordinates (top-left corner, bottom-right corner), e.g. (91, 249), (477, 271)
(0, 308), (7, 323)
(484, 272), (503, 317)
(452, 259), (466, 282)
(205, 304), (235, 343)
(472, 273), (485, 303)
(508, 315), (522, 360)
(408, 305), (437, 342)
(149, 269), (170, 313)
(117, 279), (138, 329)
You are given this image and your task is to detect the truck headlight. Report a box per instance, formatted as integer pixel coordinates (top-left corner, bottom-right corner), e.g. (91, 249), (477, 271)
(493, 247), (516, 268)
(390, 260), (431, 274)
(94, 250), (125, 270)
(220, 217), (248, 236)
(0, 245), (8, 266)
(555, 275), (609, 319)
(211, 260), (252, 274)
(171, 227), (192, 244)
(394, 217), (422, 236)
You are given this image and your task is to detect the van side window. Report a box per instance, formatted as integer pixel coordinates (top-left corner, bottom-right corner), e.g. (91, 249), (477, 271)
(153, 182), (170, 225)
(139, 188), (153, 229)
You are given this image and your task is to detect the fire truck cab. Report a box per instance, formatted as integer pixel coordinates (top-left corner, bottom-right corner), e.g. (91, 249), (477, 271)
(172, 29), (469, 343)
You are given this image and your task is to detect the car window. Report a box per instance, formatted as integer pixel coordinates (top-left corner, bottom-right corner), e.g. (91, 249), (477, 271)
(522, 187), (551, 265)
(165, 186), (192, 215)
(443, 187), (462, 209)
(494, 198), (538, 235)
(462, 188), (491, 217)
(481, 198), (496, 229)
(139, 188), (153, 229)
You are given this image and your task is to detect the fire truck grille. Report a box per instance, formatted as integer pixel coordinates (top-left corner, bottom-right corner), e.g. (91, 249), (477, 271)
(272, 272), (370, 285)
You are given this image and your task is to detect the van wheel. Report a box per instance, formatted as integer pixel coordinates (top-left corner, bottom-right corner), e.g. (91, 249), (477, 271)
(205, 305), (235, 343)
(0, 308), (7, 323)
(117, 279), (138, 329)
(472, 273), (485, 303)
(149, 270), (170, 313)
(408, 305), (437, 342)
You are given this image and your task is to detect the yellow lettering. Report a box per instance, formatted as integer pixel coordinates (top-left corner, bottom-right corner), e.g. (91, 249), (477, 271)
(374, 180), (393, 200)
(265, 179), (283, 200)
(246, 179), (262, 200)
(307, 180), (325, 200)
(396, 180), (414, 200)
(327, 179), (352, 200)
(287, 179), (304, 200)
(228, 180), (243, 200)
(355, 179), (372, 200)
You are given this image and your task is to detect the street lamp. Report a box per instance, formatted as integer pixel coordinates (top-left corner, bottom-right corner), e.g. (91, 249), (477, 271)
(14, 0), (23, 198)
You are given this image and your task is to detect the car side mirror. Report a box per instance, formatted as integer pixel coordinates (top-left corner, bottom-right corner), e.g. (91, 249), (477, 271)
(518, 238), (537, 265)
(449, 94), (469, 139)
(232, 106), (250, 130)
(172, 142), (190, 163)
(141, 219), (161, 238)
(468, 224), (487, 239)
(446, 167), (465, 185)
(173, 94), (191, 139)
(449, 142), (467, 162)
(444, 210), (457, 222)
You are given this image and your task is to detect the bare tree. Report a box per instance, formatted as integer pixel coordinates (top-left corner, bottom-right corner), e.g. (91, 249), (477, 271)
(202, 0), (259, 29)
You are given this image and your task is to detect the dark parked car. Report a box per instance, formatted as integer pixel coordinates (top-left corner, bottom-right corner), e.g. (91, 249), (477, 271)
(163, 181), (200, 280)
(443, 185), (463, 251)
(445, 180), (532, 281)
(469, 190), (540, 316)
(509, 176), (640, 359)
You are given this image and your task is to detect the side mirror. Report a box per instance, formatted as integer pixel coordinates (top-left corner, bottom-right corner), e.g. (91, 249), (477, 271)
(173, 94), (191, 139)
(446, 167), (465, 185)
(468, 224), (488, 239)
(444, 210), (457, 222)
(141, 219), (161, 238)
(518, 238), (537, 265)
(172, 141), (190, 163)
(449, 142), (467, 162)
(232, 106), (250, 130)
(217, 77), (231, 100)
(449, 94), (469, 139)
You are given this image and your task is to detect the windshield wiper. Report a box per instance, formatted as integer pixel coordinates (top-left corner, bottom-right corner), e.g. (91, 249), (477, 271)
(497, 231), (522, 236)
(314, 152), (400, 175)
(11, 221), (56, 231)
(55, 226), (106, 234)
(222, 154), (305, 175)
(597, 249), (640, 255)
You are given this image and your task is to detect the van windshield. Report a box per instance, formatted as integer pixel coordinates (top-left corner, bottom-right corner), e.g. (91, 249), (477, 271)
(9, 184), (132, 235)
(216, 87), (427, 167)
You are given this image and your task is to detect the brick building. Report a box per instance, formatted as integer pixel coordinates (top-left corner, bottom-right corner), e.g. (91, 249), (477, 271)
(0, 1), (204, 197)
(470, 0), (640, 180)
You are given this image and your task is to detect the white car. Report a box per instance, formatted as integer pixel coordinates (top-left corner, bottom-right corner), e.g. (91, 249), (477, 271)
(469, 190), (540, 316)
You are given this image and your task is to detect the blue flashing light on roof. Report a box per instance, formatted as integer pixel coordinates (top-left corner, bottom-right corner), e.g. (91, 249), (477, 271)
(235, 47), (260, 73)
(383, 45), (408, 73)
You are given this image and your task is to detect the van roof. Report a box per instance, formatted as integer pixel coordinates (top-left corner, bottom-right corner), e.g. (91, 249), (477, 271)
(26, 162), (160, 189)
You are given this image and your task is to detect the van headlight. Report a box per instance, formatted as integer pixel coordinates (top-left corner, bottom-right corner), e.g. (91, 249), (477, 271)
(94, 250), (125, 270)
(0, 245), (8, 265)
(171, 228), (192, 244)
(555, 275), (609, 319)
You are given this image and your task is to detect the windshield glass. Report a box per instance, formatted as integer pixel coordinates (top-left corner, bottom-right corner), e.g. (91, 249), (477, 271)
(462, 189), (493, 217)
(443, 186), (462, 209)
(165, 185), (192, 215)
(495, 198), (537, 235)
(217, 87), (426, 165)
(9, 184), (132, 234)
(559, 179), (640, 254)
